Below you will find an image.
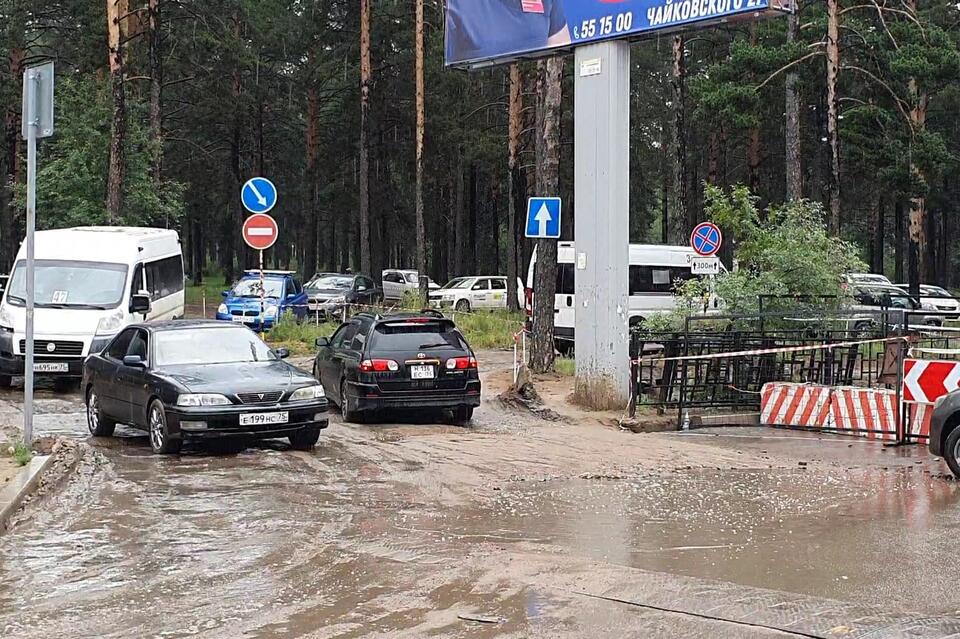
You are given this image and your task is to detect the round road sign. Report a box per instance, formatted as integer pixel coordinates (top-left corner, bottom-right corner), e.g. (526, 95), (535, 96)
(690, 222), (722, 257)
(242, 213), (279, 251)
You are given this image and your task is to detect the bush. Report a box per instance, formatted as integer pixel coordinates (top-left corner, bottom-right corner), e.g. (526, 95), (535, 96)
(10, 441), (32, 467)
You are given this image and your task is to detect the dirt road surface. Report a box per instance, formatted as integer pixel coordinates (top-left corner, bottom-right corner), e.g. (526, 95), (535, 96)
(0, 351), (959, 638)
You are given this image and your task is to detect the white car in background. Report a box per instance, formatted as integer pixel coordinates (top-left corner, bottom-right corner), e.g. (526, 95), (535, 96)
(844, 273), (892, 287)
(894, 284), (960, 318)
(429, 276), (524, 312)
(381, 269), (439, 303)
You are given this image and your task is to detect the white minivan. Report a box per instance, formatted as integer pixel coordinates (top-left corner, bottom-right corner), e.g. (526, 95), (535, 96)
(0, 227), (184, 386)
(526, 242), (714, 354)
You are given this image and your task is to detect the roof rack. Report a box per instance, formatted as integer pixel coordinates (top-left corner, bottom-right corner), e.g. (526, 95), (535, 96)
(378, 309), (449, 322)
(243, 269), (296, 276)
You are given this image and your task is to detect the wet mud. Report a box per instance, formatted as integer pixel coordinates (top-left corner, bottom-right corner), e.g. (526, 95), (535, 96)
(0, 354), (958, 637)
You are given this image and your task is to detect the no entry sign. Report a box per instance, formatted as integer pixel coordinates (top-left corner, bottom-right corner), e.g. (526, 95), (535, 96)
(690, 222), (722, 257)
(242, 213), (278, 251)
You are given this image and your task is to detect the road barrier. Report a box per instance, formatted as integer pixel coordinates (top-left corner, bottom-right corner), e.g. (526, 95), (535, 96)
(759, 383), (900, 441)
(760, 383), (833, 430)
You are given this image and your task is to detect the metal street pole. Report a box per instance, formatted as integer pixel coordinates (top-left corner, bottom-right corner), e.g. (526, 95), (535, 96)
(23, 69), (39, 445)
(259, 249), (264, 336)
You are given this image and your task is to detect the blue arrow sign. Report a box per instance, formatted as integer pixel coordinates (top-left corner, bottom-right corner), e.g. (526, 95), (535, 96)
(525, 197), (562, 239)
(241, 177), (278, 214)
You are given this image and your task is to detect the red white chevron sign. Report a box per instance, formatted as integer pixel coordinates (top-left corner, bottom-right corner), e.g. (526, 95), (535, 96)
(902, 359), (960, 404)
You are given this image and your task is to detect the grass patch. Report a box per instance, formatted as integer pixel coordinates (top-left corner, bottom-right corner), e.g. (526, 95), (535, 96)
(266, 316), (339, 356)
(185, 279), (231, 307)
(555, 357), (575, 377)
(9, 440), (32, 467)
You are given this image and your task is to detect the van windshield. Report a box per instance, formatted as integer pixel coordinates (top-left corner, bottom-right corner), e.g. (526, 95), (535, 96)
(6, 260), (128, 309)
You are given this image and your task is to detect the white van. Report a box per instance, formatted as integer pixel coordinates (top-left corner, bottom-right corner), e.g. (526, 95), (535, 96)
(0, 227), (184, 385)
(526, 242), (713, 353)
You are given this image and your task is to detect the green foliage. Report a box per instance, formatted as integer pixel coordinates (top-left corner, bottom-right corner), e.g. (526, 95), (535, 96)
(10, 440), (32, 467)
(12, 76), (184, 229)
(555, 357), (575, 377)
(705, 185), (866, 316)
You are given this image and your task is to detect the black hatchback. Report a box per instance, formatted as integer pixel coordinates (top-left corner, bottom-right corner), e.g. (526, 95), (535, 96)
(83, 321), (329, 454)
(313, 312), (481, 424)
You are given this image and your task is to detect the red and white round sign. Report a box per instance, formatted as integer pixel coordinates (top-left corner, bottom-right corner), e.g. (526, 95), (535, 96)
(242, 213), (278, 251)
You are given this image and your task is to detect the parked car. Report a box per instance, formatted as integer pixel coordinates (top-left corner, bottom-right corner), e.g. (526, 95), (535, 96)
(83, 321), (329, 454)
(429, 276), (524, 312)
(313, 311), (481, 424)
(216, 270), (308, 330)
(304, 273), (382, 319)
(381, 269), (440, 303)
(929, 392), (960, 476)
(0, 226), (184, 388)
(849, 284), (942, 327)
(893, 284), (960, 319)
(843, 272), (893, 287)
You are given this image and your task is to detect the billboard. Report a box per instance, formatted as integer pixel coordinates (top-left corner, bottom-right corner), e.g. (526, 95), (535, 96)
(445, 0), (793, 68)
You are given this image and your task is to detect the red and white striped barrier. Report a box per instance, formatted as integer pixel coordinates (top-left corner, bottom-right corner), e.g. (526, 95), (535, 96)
(760, 383), (833, 429)
(905, 403), (933, 441)
(830, 387), (899, 441)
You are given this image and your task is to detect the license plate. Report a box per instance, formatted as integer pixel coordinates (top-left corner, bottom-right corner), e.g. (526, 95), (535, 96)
(239, 412), (289, 426)
(34, 362), (69, 373)
(410, 365), (436, 380)
(231, 316), (247, 323)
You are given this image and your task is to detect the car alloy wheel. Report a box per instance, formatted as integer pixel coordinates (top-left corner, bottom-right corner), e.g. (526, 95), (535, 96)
(148, 400), (181, 455)
(87, 392), (100, 435)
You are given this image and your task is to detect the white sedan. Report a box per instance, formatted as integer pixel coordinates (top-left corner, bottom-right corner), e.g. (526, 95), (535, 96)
(894, 284), (960, 318)
(430, 276), (524, 312)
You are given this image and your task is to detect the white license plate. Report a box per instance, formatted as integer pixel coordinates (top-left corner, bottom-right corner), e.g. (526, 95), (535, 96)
(410, 365), (436, 380)
(34, 362), (69, 373)
(239, 412), (289, 426)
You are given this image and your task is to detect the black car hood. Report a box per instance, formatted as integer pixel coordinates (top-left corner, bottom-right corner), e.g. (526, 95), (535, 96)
(160, 361), (316, 395)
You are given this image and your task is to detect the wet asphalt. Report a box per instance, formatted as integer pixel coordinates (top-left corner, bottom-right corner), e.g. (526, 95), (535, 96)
(1, 364), (960, 637)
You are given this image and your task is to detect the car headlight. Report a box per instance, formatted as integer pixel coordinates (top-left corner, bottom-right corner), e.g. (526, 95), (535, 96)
(290, 385), (325, 401)
(218, 303), (228, 314)
(921, 302), (936, 311)
(96, 309), (125, 335)
(176, 393), (231, 407)
(265, 305), (279, 318)
(0, 305), (12, 329)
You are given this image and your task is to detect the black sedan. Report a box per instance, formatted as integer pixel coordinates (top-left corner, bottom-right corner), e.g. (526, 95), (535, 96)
(313, 311), (481, 424)
(83, 321), (329, 454)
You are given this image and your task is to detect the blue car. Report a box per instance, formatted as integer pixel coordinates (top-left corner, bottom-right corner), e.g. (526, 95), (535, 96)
(216, 271), (308, 330)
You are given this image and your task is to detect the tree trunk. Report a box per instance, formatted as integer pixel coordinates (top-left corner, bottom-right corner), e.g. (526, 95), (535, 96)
(2, 43), (24, 271)
(894, 200), (904, 283)
(905, 0), (928, 291)
(224, 14), (243, 285)
(148, 0), (163, 191)
(304, 82), (320, 277)
(455, 151), (467, 275)
(784, 11), (803, 201)
(106, 0), (127, 222)
(871, 196), (884, 274)
(415, 0), (428, 305)
(529, 57), (563, 375)
(825, 0), (841, 234)
(358, 0), (372, 276)
(506, 64), (522, 311)
(747, 126), (762, 196)
(707, 131), (719, 185)
(672, 36), (689, 234)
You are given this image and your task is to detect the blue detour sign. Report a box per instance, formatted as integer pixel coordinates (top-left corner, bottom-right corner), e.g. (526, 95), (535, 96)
(241, 177), (278, 214)
(690, 222), (722, 257)
(526, 197), (562, 239)
(445, 0), (792, 68)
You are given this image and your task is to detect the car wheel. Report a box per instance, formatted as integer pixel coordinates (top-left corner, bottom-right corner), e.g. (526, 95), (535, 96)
(86, 388), (116, 437)
(341, 381), (362, 423)
(148, 399), (181, 455)
(289, 427), (321, 450)
(455, 299), (471, 313)
(452, 406), (474, 426)
(944, 427), (960, 478)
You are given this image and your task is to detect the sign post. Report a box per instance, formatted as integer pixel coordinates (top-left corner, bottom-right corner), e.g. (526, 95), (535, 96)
(241, 211), (279, 334)
(21, 61), (54, 445)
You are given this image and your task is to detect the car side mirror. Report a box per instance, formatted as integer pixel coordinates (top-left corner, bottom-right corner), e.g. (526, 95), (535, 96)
(130, 294), (151, 314)
(315, 337), (330, 348)
(221, 290), (229, 298)
(122, 355), (146, 368)
(275, 347), (290, 359)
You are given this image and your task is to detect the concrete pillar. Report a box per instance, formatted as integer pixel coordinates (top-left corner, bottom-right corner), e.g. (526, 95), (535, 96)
(573, 41), (631, 409)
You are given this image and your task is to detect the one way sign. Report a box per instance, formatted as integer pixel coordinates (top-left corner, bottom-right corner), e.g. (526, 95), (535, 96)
(525, 197), (561, 239)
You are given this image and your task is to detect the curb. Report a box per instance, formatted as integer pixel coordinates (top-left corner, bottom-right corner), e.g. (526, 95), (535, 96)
(0, 454), (54, 533)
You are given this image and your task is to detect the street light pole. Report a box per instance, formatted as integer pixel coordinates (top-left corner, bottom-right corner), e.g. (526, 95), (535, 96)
(23, 69), (39, 445)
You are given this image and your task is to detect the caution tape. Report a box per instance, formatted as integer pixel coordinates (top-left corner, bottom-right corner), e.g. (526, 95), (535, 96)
(632, 335), (908, 364)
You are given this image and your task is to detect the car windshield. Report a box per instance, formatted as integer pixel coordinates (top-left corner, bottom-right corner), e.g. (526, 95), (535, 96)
(6, 260), (127, 309)
(925, 286), (951, 297)
(231, 278), (284, 299)
(154, 327), (277, 366)
(856, 287), (916, 309)
(310, 276), (352, 291)
(369, 321), (468, 351)
(446, 279), (474, 290)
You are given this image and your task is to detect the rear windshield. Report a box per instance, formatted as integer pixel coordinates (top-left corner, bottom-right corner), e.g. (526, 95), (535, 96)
(369, 321), (468, 351)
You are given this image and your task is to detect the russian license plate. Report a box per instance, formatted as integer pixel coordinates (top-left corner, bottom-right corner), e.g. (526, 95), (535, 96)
(410, 365), (436, 380)
(239, 412), (289, 426)
(231, 315), (247, 323)
(34, 362), (69, 373)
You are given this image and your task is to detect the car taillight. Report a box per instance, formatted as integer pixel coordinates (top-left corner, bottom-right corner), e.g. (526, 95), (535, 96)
(445, 356), (478, 370)
(360, 359), (399, 372)
(524, 288), (533, 316)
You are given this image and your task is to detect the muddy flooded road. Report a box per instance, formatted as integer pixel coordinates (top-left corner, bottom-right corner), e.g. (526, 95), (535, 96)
(1, 356), (960, 637)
